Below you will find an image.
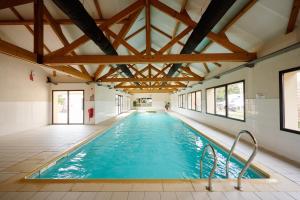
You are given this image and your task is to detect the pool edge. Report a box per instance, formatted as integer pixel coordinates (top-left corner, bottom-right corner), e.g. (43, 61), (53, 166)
(22, 110), (276, 184)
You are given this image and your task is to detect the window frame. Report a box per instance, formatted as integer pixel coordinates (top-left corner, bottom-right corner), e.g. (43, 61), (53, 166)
(205, 80), (246, 122)
(195, 90), (202, 112)
(279, 66), (300, 135)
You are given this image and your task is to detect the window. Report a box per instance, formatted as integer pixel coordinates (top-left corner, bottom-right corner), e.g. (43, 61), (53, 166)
(191, 92), (196, 110)
(206, 88), (215, 114)
(182, 94), (186, 108)
(178, 94), (184, 108)
(228, 82), (244, 120)
(280, 67), (300, 134)
(187, 93), (192, 109)
(215, 86), (226, 116)
(206, 81), (245, 121)
(196, 91), (202, 112)
(115, 95), (123, 115)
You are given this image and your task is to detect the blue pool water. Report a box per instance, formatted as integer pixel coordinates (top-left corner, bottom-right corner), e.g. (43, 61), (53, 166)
(32, 112), (265, 179)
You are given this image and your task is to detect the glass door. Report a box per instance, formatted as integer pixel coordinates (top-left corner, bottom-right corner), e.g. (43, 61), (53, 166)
(52, 90), (84, 124)
(53, 91), (68, 124)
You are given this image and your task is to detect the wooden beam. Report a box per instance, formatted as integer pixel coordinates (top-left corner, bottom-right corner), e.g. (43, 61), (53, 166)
(200, 0), (257, 53)
(44, 6), (91, 78)
(0, 39), (36, 62)
(43, 65), (92, 81)
(34, 0), (43, 63)
(145, 0), (151, 55)
(180, 66), (202, 78)
(151, 0), (248, 53)
(168, 0), (189, 54)
(125, 26), (145, 40)
(127, 89), (176, 93)
(93, 0), (103, 19)
(112, 9), (142, 48)
(10, 7), (51, 53)
(0, 0), (33, 9)
(94, 65), (106, 79)
(286, 0), (300, 34)
(157, 26), (192, 54)
(116, 84), (185, 89)
(203, 63), (210, 73)
(101, 77), (202, 82)
(47, 0), (144, 57)
(45, 53), (257, 65)
(0, 19), (129, 25)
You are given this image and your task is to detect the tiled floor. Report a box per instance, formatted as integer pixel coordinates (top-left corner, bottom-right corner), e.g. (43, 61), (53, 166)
(0, 111), (299, 199)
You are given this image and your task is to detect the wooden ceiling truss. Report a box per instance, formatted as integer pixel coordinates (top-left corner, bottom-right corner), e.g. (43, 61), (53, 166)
(0, 0), (258, 93)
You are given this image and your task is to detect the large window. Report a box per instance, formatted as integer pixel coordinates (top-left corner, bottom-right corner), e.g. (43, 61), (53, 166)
(182, 94), (186, 108)
(206, 88), (215, 114)
(187, 93), (191, 109)
(196, 91), (202, 112)
(206, 81), (245, 121)
(178, 94), (183, 108)
(186, 91), (202, 112)
(280, 67), (300, 134)
(115, 95), (123, 115)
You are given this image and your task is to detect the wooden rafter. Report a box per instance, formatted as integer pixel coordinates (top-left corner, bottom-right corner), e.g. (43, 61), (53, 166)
(43, 6), (91, 78)
(100, 77), (202, 82)
(9, 6), (90, 80)
(0, 38), (36, 62)
(45, 53), (256, 65)
(93, 0), (103, 19)
(286, 0), (300, 34)
(168, 0), (189, 54)
(156, 26), (193, 54)
(203, 63), (210, 73)
(94, 9), (143, 80)
(125, 26), (145, 41)
(10, 7), (51, 53)
(0, 0), (33, 9)
(34, 0), (43, 63)
(151, 0), (249, 54)
(145, 0), (151, 55)
(47, 0), (144, 57)
(115, 84), (185, 89)
(0, 19), (129, 25)
(126, 89), (176, 93)
(200, 0), (257, 53)
(180, 66), (202, 78)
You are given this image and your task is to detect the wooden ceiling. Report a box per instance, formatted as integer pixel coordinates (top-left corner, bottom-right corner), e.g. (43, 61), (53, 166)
(0, 0), (298, 93)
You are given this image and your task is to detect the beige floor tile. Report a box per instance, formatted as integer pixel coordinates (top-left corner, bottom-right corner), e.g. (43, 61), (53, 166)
(12, 191), (36, 200)
(128, 192), (145, 200)
(160, 192), (177, 200)
(45, 192), (67, 200)
(144, 192), (161, 200)
(132, 183), (163, 191)
(163, 182), (194, 192)
(71, 183), (102, 192)
(94, 192), (112, 200)
(111, 192), (128, 200)
(191, 192), (210, 200)
(17, 183), (45, 192)
(3, 160), (42, 173)
(40, 184), (74, 192)
(30, 192), (51, 200)
(175, 192), (193, 200)
(101, 183), (132, 192)
(77, 192), (97, 200)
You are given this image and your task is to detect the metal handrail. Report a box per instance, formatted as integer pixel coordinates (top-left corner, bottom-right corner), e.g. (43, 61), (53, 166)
(225, 130), (258, 190)
(200, 144), (218, 191)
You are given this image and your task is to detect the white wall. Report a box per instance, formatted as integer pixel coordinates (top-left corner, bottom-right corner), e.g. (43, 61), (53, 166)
(0, 54), (49, 136)
(131, 93), (170, 110)
(171, 45), (300, 163)
(95, 85), (131, 123)
(50, 83), (95, 124)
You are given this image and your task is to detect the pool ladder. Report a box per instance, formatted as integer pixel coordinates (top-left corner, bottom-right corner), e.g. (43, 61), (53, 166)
(225, 130), (258, 190)
(200, 144), (217, 191)
(200, 130), (258, 191)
